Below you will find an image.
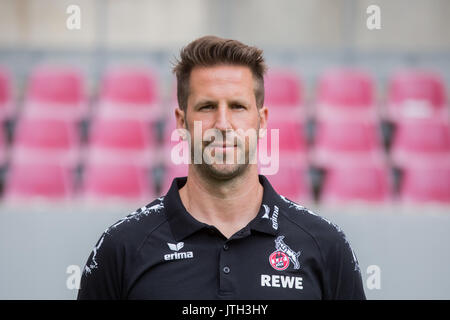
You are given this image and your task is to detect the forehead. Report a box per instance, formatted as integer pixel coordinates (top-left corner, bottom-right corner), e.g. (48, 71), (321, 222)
(188, 64), (255, 97)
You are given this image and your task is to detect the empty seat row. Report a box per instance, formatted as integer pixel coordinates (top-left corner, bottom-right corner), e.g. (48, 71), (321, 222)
(0, 66), (447, 123)
(3, 160), (449, 204)
(1, 115), (447, 169)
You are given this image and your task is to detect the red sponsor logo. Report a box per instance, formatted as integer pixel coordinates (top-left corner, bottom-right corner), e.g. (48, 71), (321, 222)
(269, 250), (290, 271)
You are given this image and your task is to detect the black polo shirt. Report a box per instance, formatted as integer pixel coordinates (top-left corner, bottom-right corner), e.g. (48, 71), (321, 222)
(77, 174), (366, 300)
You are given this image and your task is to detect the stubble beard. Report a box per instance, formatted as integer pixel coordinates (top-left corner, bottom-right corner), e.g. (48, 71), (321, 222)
(186, 117), (260, 181)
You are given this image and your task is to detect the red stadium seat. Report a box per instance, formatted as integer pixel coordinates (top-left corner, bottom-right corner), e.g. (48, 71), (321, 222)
(24, 66), (87, 120)
(11, 117), (80, 165)
(97, 67), (161, 121)
(87, 117), (155, 164)
(264, 70), (303, 120)
(0, 68), (14, 120)
(316, 68), (376, 120)
(81, 162), (153, 201)
(321, 163), (392, 204)
(391, 117), (450, 166)
(400, 162), (450, 204)
(312, 119), (384, 167)
(4, 162), (75, 200)
(386, 70), (447, 120)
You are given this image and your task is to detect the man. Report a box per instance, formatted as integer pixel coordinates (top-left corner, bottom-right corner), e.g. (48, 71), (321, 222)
(77, 36), (366, 300)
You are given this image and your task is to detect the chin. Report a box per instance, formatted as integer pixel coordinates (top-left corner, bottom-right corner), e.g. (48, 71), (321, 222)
(203, 163), (248, 180)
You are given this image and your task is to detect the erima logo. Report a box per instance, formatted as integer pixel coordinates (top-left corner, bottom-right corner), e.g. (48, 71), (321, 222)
(167, 242), (184, 251)
(164, 242), (194, 261)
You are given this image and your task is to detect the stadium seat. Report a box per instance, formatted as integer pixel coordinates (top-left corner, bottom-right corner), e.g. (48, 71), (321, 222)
(24, 66), (87, 120)
(400, 162), (450, 204)
(259, 120), (308, 163)
(265, 120), (307, 152)
(4, 162), (75, 200)
(0, 68), (14, 120)
(320, 162), (392, 204)
(316, 68), (376, 120)
(160, 162), (189, 195)
(97, 67), (161, 121)
(81, 162), (153, 201)
(0, 123), (7, 166)
(386, 70), (447, 121)
(11, 117), (80, 165)
(312, 119), (385, 167)
(391, 117), (450, 166)
(262, 161), (311, 203)
(264, 70), (303, 120)
(87, 117), (156, 164)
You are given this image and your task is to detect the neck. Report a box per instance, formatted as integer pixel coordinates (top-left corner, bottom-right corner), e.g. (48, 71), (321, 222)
(178, 165), (264, 239)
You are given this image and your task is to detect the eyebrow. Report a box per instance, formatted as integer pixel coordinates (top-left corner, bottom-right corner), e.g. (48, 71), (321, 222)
(193, 100), (217, 109)
(193, 98), (250, 109)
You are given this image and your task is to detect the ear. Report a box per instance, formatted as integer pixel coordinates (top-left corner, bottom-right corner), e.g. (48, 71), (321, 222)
(174, 107), (187, 140)
(258, 105), (268, 139)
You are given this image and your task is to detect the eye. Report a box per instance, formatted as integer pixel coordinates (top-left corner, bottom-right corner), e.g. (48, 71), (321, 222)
(233, 104), (246, 109)
(199, 105), (214, 110)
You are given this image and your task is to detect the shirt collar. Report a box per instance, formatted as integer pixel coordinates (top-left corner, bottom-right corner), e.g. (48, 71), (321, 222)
(164, 174), (281, 242)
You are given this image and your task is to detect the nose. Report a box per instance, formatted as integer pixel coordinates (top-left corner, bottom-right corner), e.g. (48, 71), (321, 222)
(213, 103), (233, 132)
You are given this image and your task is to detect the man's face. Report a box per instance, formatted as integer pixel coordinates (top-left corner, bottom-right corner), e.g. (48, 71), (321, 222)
(175, 64), (268, 180)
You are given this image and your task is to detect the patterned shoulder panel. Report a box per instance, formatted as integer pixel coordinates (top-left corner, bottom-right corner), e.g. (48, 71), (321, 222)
(278, 195), (361, 272)
(83, 196), (165, 275)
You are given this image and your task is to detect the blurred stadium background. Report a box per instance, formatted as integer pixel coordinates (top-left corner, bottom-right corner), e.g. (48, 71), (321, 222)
(0, 0), (449, 299)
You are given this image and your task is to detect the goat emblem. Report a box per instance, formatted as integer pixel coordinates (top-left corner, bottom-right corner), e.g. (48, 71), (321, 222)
(271, 236), (301, 270)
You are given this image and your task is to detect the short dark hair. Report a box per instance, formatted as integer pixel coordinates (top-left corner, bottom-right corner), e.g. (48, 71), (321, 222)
(173, 35), (267, 111)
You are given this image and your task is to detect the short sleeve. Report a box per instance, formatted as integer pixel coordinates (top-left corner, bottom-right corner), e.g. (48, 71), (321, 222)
(325, 232), (366, 300)
(77, 231), (123, 300)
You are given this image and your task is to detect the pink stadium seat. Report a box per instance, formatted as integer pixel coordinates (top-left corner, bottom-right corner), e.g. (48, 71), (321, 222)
(4, 162), (74, 200)
(82, 162), (153, 201)
(161, 162), (189, 195)
(265, 120), (307, 152)
(24, 66), (86, 120)
(264, 70), (303, 121)
(391, 117), (450, 166)
(13, 117), (79, 151)
(316, 68), (375, 120)
(264, 162), (311, 202)
(312, 119), (384, 167)
(97, 68), (161, 121)
(259, 120), (308, 163)
(387, 70), (447, 120)
(264, 70), (302, 107)
(400, 162), (450, 204)
(87, 117), (155, 163)
(28, 66), (84, 104)
(0, 68), (14, 120)
(321, 163), (391, 204)
(11, 117), (79, 166)
(0, 123), (7, 165)
(100, 68), (158, 104)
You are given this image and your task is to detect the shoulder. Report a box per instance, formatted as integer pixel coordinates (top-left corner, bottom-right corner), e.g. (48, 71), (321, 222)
(83, 196), (168, 275)
(277, 195), (348, 247)
(103, 196), (168, 242)
(277, 195), (361, 272)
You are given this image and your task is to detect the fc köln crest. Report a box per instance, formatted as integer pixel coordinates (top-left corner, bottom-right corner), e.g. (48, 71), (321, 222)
(269, 236), (301, 271)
